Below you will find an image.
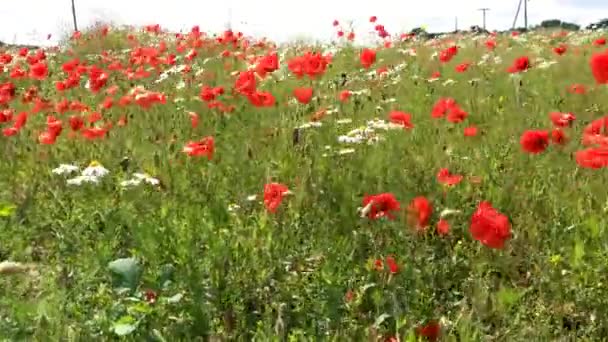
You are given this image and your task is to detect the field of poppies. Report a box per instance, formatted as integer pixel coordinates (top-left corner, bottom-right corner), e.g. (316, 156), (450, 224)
(1, 20), (608, 340)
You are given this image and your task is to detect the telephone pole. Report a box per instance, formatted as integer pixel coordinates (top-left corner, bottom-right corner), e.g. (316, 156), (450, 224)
(71, 0), (78, 31)
(523, 0), (528, 29)
(478, 8), (490, 30)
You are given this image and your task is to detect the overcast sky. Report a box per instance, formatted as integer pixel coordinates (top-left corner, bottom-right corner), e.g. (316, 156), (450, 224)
(1, 0), (607, 45)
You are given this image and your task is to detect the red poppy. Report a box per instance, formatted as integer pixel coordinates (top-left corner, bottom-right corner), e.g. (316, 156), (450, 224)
(582, 116), (608, 146)
(575, 147), (608, 169)
(593, 37), (606, 46)
(415, 320), (441, 341)
(446, 106), (468, 123)
(520, 130), (549, 154)
(234, 70), (257, 95)
(263, 182), (290, 213)
(549, 112), (576, 128)
(437, 219), (450, 236)
(339, 90), (351, 102)
(360, 48), (376, 69)
(38, 130), (57, 145)
(507, 56), (530, 73)
(293, 87), (313, 104)
(29, 61), (48, 80)
(144, 290), (157, 304)
(431, 98), (457, 118)
(590, 51), (608, 84)
(469, 201), (511, 249)
(464, 125), (478, 137)
(567, 83), (586, 94)
(389, 110), (414, 129)
(361, 193), (401, 220)
(385, 255), (399, 274)
(551, 128), (568, 145)
(69, 116), (84, 131)
(407, 196), (433, 231)
(553, 45), (567, 56)
(436, 168), (463, 186)
(247, 91), (275, 107)
(455, 62), (471, 73)
(182, 136), (214, 160)
(439, 46), (458, 63)
(188, 111), (199, 128)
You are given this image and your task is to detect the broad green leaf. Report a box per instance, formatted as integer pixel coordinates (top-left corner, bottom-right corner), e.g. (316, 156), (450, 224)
(166, 293), (183, 304)
(373, 313), (391, 328)
(158, 263), (175, 289)
(113, 323), (136, 336)
(108, 258), (141, 291)
(0, 202), (16, 217)
(497, 287), (522, 310)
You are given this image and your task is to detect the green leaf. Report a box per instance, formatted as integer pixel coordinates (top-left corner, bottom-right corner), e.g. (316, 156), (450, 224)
(108, 258), (141, 291)
(113, 323), (136, 336)
(497, 287), (522, 311)
(373, 313), (391, 328)
(166, 293), (183, 304)
(0, 202), (16, 217)
(158, 264), (175, 289)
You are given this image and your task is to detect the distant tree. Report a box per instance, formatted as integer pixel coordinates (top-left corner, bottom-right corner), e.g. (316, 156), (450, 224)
(560, 22), (580, 31)
(586, 18), (608, 30)
(410, 27), (427, 36)
(540, 19), (562, 28)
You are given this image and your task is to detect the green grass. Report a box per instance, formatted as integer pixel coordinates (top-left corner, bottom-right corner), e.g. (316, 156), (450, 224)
(1, 27), (608, 340)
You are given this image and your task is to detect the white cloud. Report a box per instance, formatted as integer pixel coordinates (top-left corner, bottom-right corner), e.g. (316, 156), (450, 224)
(0, 0), (606, 46)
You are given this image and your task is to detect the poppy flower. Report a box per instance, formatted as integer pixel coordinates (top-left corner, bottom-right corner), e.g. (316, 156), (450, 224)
(263, 182), (290, 213)
(582, 116), (608, 146)
(415, 320), (441, 341)
(385, 255), (399, 274)
(407, 196), (433, 231)
(464, 125), (478, 137)
(339, 90), (351, 102)
(593, 37), (606, 46)
(439, 46), (458, 63)
(188, 111), (199, 128)
(437, 219), (450, 236)
(29, 61), (48, 80)
(360, 48), (376, 69)
(590, 51), (608, 84)
(469, 201), (511, 249)
(551, 128), (568, 145)
(182, 136), (214, 160)
(431, 98), (457, 118)
(436, 168), (463, 186)
(455, 62), (471, 73)
(389, 110), (414, 129)
(507, 56), (530, 73)
(361, 193), (401, 220)
(575, 147), (608, 169)
(567, 83), (586, 94)
(520, 130), (549, 154)
(293, 87), (313, 104)
(553, 45), (567, 56)
(549, 112), (576, 128)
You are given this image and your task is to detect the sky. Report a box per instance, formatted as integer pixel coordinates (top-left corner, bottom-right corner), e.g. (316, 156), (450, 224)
(1, 0), (607, 45)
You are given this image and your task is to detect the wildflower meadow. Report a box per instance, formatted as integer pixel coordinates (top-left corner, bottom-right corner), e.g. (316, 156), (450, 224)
(2, 19), (608, 340)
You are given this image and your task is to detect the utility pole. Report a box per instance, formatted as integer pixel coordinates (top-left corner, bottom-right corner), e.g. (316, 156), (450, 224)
(523, 0), (528, 29)
(71, 0), (78, 31)
(455, 16), (458, 32)
(478, 8), (490, 30)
